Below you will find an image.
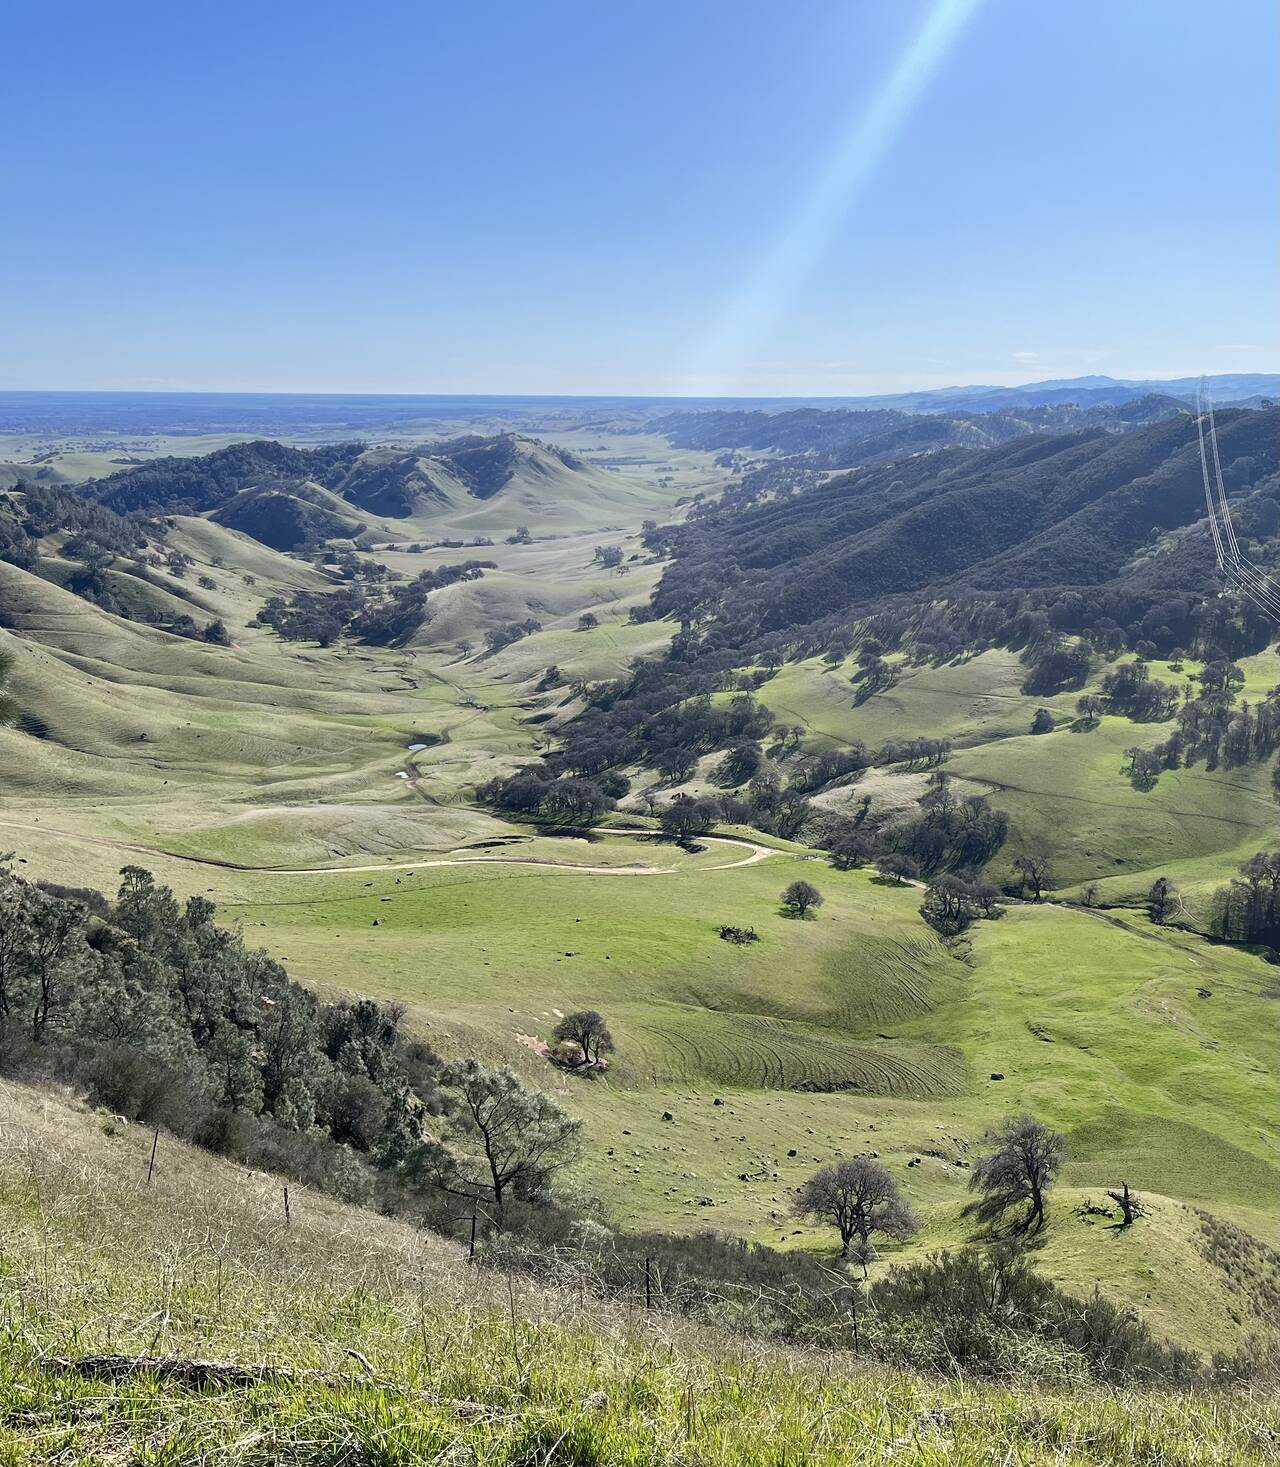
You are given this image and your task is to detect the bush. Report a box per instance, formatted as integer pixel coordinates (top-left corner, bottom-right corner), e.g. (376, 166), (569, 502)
(867, 1248), (1200, 1384)
(79, 1045), (212, 1137)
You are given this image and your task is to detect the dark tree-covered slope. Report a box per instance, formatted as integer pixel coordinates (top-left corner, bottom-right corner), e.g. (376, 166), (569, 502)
(211, 487), (364, 551)
(83, 434), (590, 524)
(652, 408), (1280, 641)
(652, 396), (1190, 469)
(88, 441), (360, 515)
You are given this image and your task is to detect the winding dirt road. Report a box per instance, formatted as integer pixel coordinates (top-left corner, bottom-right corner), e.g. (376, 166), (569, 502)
(272, 830), (779, 877)
(0, 819), (780, 878)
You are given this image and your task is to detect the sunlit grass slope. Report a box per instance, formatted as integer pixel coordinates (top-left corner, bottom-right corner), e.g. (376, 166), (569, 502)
(1, 1082), (1275, 1467)
(753, 648), (1280, 889)
(208, 847), (1280, 1338)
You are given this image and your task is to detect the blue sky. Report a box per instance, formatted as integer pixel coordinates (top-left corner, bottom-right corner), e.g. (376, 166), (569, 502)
(2, 0), (1275, 396)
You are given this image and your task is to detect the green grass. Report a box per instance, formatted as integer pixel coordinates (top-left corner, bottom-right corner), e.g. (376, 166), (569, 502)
(757, 648), (1081, 752)
(1, 1083), (1275, 1467)
(2, 461), (1279, 1360)
(753, 648), (1280, 891)
(951, 720), (1277, 887)
(192, 848), (1280, 1345)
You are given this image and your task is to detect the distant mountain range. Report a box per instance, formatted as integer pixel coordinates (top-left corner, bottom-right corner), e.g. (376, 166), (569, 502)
(822, 374), (1278, 415)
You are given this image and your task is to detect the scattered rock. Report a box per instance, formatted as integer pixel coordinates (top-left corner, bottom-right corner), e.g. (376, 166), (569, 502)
(990, 1072), (1005, 1081)
(662, 1111), (674, 1122)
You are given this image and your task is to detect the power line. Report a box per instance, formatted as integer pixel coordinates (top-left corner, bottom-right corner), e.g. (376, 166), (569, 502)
(1195, 376), (1280, 626)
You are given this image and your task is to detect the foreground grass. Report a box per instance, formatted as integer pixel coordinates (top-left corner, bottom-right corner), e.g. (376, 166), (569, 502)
(1, 1083), (1277, 1466)
(9, 1342), (1280, 1466)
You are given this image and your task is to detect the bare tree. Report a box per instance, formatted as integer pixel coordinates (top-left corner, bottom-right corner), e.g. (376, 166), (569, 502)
(1105, 1182), (1144, 1227)
(968, 1112), (1065, 1234)
(552, 1009), (614, 1068)
(793, 1157), (918, 1272)
(876, 853), (920, 886)
(780, 880), (824, 917)
(403, 1061), (581, 1221)
(1075, 693), (1104, 728)
(1012, 853), (1054, 902)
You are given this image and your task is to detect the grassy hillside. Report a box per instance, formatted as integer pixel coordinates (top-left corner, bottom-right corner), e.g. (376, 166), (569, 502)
(202, 851), (1277, 1344)
(2, 1081), (1275, 1467)
(5, 794), (1275, 1349)
(1, 422), (1279, 1365)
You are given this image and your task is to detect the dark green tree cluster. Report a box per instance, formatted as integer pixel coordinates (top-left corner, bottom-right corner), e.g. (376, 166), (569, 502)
(1022, 641), (1091, 695)
(484, 617), (544, 654)
(1212, 849), (1280, 945)
(1100, 661), (1181, 721)
(256, 583), (368, 645)
(87, 440), (361, 515)
(874, 771), (1009, 876)
(0, 861), (588, 1230)
(476, 765), (620, 823)
(1112, 662), (1280, 790)
(0, 865), (437, 1164)
(919, 873), (1003, 936)
(815, 772), (1009, 880)
(355, 561), (496, 646)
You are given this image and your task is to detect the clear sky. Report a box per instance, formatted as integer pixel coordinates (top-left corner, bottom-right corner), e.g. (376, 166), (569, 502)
(2, 0), (1275, 397)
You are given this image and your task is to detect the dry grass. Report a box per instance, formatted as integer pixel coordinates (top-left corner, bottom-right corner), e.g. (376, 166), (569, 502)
(0, 1081), (1277, 1465)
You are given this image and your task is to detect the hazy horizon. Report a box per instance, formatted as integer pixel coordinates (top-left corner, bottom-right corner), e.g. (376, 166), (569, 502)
(1, 371), (1276, 406)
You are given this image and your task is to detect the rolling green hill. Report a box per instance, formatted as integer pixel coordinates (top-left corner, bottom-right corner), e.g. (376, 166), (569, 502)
(1, 416), (1278, 1367)
(78, 432), (684, 544)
